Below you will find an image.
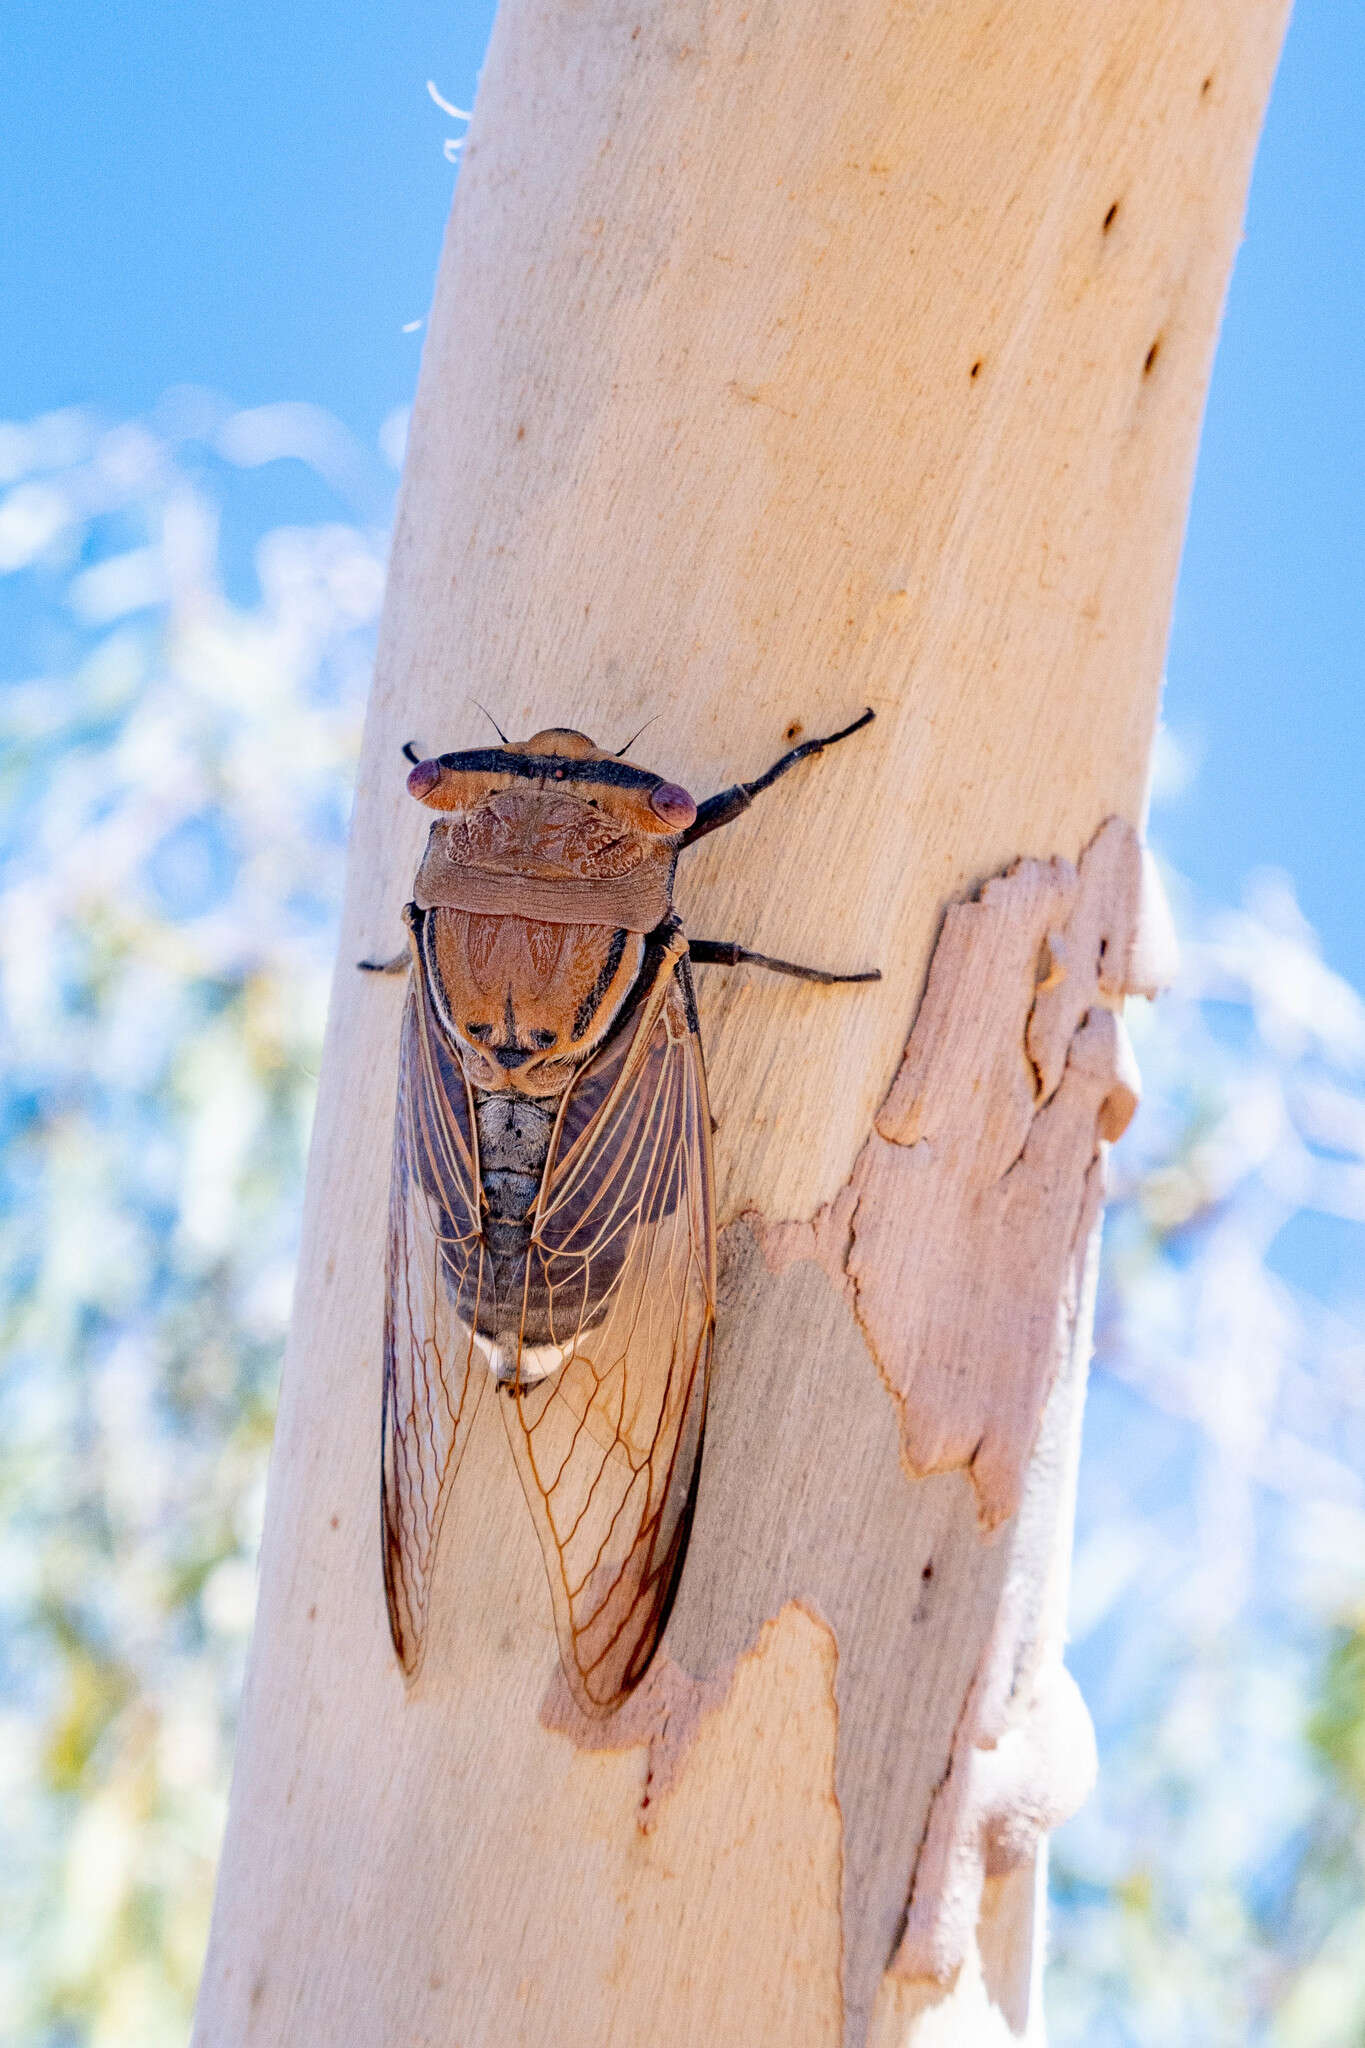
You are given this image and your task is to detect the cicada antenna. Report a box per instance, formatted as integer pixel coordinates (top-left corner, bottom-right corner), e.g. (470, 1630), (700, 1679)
(615, 714), (659, 758)
(470, 699), (510, 744)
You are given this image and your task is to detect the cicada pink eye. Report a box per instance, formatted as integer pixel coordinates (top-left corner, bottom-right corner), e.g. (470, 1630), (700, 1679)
(650, 781), (696, 829)
(406, 757), (443, 801)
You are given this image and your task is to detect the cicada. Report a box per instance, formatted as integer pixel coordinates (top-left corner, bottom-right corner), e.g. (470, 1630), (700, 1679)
(361, 709), (877, 1715)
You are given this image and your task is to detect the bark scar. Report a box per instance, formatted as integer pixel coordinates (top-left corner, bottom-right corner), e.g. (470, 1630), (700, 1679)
(759, 815), (1173, 1529)
(891, 1661), (1098, 1984)
(539, 1650), (732, 1829)
(539, 1599), (837, 1838)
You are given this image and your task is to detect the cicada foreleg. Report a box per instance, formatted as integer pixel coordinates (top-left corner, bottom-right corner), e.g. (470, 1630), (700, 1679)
(680, 705), (875, 848)
(689, 940), (879, 985)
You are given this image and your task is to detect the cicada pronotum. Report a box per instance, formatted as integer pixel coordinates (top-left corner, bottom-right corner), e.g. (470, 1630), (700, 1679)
(361, 709), (878, 1716)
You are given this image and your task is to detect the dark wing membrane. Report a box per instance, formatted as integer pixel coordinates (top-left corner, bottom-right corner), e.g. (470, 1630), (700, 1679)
(501, 942), (715, 1716)
(382, 968), (488, 1676)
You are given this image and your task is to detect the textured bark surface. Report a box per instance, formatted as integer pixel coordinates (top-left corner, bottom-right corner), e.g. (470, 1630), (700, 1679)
(193, 1), (1288, 2042)
(845, 817), (1161, 1529)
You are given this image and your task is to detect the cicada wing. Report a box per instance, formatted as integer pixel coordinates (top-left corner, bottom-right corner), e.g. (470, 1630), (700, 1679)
(501, 943), (716, 1716)
(382, 969), (488, 1678)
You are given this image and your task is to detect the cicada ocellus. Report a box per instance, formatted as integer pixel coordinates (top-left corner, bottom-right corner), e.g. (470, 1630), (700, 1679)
(362, 710), (878, 1715)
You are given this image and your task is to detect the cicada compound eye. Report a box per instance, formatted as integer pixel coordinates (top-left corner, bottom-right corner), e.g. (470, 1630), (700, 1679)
(649, 781), (696, 830)
(406, 757), (443, 803)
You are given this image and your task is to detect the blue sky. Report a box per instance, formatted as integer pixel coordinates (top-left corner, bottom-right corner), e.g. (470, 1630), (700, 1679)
(3, 0), (1361, 979)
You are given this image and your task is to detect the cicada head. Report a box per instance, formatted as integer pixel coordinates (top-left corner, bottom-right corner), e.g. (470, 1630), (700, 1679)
(403, 727), (696, 1095)
(405, 727), (696, 836)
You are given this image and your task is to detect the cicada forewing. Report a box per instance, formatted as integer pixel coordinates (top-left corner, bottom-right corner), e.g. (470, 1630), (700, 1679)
(502, 940), (715, 1717)
(381, 955), (488, 1676)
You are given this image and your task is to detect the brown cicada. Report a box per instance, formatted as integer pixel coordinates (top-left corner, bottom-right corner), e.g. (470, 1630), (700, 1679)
(361, 709), (877, 1715)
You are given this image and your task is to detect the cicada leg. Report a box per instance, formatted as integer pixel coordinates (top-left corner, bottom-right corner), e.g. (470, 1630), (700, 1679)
(681, 706), (875, 847)
(689, 940), (879, 985)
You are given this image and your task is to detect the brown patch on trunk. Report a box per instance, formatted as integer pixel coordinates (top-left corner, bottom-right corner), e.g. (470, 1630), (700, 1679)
(540, 1648), (733, 1824)
(763, 816), (1169, 1528)
(754, 1180), (860, 1301)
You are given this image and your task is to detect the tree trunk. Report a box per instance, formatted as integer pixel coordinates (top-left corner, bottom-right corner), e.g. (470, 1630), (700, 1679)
(193, 3), (1288, 2042)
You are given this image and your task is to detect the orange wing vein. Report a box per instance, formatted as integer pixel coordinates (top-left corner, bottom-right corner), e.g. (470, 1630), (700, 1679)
(381, 968), (488, 1676)
(501, 941), (716, 1716)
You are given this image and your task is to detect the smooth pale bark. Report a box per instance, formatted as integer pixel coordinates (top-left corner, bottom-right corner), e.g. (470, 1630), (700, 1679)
(193, 3), (1289, 2043)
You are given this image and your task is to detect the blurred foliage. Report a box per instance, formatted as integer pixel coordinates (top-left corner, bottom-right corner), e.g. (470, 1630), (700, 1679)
(0, 397), (388, 2046)
(1052, 876), (1365, 2045)
(2, 399), (1365, 2045)
(1312, 1623), (1365, 1805)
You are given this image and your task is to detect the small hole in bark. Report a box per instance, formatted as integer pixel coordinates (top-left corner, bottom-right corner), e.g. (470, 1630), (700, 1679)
(921, 1560), (934, 1583)
(785, 720), (803, 741)
(1201, 73), (1213, 97)
(1143, 338), (1161, 376)
(970, 359), (983, 379)
(1103, 201), (1119, 233)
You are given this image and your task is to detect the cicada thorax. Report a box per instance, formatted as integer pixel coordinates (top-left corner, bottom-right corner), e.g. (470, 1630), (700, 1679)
(417, 898), (645, 1096)
(414, 902), (645, 1353)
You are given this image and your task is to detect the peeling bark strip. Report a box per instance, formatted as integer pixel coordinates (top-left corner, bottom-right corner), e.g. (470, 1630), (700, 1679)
(764, 816), (1172, 1529)
(734, 819), (1173, 2025)
(892, 1230), (1105, 1993)
(897, 1665), (1098, 1988)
